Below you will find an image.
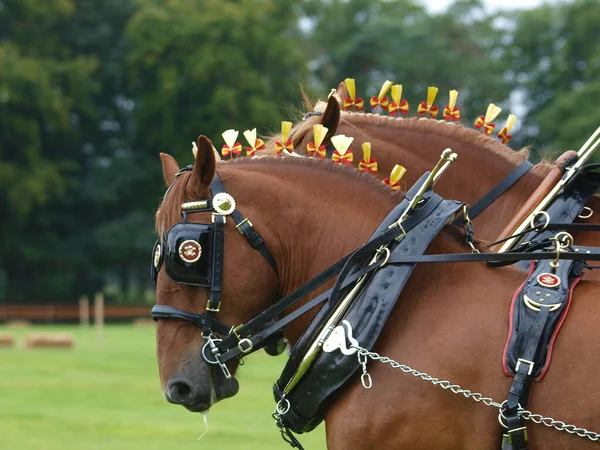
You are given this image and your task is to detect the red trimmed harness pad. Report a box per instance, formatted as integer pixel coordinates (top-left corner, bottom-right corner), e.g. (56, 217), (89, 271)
(502, 259), (584, 382)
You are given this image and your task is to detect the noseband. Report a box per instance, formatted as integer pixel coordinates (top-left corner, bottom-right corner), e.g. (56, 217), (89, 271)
(151, 166), (277, 375)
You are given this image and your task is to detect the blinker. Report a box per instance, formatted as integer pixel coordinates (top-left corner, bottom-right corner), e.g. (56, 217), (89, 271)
(162, 222), (214, 287)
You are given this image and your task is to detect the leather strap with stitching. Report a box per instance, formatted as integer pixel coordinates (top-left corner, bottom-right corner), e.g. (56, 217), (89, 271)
(452, 160), (533, 226)
(210, 174), (278, 272)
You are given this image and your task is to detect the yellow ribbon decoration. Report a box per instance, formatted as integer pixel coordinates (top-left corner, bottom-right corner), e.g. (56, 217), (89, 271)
(359, 142), (378, 173)
(343, 78), (364, 111)
(332, 151), (354, 164)
(417, 86), (439, 118)
(384, 164), (406, 190)
(370, 80), (393, 110)
(474, 103), (502, 135)
(391, 85), (402, 106)
(243, 128), (265, 157)
(443, 90), (460, 121)
(331, 135), (354, 164)
(275, 121), (294, 156)
(307, 124), (328, 158)
(388, 84), (409, 116)
(221, 129), (241, 158)
(497, 114), (517, 144)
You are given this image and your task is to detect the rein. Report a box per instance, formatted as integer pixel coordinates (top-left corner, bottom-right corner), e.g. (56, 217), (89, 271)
(151, 164), (600, 368)
(452, 160), (534, 225)
(151, 145), (600, 449)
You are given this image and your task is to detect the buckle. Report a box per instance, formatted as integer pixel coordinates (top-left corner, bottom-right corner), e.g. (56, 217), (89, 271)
(206, 300), (221, 312)
(235, 218), (252, 235)
(515, 358), (535, 376)
(237, 338), (253, 354)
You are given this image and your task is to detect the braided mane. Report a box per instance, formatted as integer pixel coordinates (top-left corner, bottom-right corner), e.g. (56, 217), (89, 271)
(156, 156), (402, 240)
(265, 105), (535, 167)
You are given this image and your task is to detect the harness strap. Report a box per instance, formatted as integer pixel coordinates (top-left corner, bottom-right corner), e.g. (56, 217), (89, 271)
(216, 190), (449, 357)
(215, 224), (405, 355)
(152, 242), (600, 359)
(328, 194), (444, 308)
(210, 174), (278, 273)
(385, 249), (600, 265)
(203, 214), (225, 337)
(452, 161), (533, 226)
(219, 259), (387, 362)
(501, 307), (550, 450)
(151, 304), (231, 335)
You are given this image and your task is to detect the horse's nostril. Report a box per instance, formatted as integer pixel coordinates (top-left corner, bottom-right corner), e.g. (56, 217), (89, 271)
(168, 379), (196, 405)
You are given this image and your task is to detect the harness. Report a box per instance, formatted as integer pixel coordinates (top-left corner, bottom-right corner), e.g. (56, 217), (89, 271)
(151, 166), (280, 375)
(150, 152), (600, 449)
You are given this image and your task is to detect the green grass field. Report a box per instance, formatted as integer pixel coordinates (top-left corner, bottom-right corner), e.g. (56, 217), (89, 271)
(0, 325), (326, 449)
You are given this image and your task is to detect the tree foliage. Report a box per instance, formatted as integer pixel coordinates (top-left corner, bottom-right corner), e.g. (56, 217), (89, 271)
(506, 0), (600, 156)
(0, 0), (598, 303)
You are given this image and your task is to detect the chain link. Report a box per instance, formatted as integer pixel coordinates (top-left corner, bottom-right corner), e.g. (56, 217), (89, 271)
(519, 410), (600, 442)
(353, 345), (600, 444)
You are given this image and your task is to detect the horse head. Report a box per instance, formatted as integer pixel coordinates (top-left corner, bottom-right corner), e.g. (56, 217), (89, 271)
(153, 136), (280, 411)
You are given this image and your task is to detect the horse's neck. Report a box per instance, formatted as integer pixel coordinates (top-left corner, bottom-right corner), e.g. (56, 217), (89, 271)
(222, 161), (399, 346)
(342, 118), (545, 240)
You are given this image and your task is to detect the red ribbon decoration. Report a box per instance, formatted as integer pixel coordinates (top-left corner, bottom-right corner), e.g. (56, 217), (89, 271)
(222, 142), (242, 158)
(246, 138), (265, 158)
(344, 97), (364, 111)
(307, 142), (326, 159)
(389, 99), (409, 116)
(497, 128), (512, 144)
(417, 102), (439, 118)
(474, 116), (495, 135)
(359, 158), (378, 173)
(370, 96), (389, 111)
(443, 106), (460, 121)
(383, 178), (401, 191)
(275, 139), (293, 156)
(332, 150), (354, 165)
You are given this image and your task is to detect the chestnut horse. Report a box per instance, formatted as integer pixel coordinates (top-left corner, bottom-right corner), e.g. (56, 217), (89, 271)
(264, 93), (600, 252)
(154, 136), (600, 449)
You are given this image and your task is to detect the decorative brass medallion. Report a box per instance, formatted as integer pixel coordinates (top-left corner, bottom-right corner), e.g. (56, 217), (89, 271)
(212, 192), (236, 216)
(536, 273), (561, 289)
(178, 240), (202, 263)
(154, 243), (162, 269)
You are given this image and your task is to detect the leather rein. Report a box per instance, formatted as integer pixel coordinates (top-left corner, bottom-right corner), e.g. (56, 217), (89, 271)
(150, 167), (600, 378)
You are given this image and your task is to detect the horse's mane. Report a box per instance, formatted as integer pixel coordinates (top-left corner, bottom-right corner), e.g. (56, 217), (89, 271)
(156, 156), (403, 239)
(263, 99), (555, 178)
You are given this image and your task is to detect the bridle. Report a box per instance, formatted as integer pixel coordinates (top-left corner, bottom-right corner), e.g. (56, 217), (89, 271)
(151, 165), (277, 377)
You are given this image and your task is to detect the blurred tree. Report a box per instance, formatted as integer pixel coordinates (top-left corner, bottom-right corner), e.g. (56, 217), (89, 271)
(506, 0), (600, 157)
(0, 0), (98, 301)
(0, 0), (138, 302)
(2, 0), (598, 305)
(300, 0), (513, 124)
(126, 0), (309, 164)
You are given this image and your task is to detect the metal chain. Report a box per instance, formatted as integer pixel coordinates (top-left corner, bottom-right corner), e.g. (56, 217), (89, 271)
(519, 410), (600, 442)
(353, 345), (600, 444)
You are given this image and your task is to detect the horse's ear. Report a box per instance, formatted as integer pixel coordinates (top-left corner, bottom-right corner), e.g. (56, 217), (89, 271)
(191, 135), (216, 189)
(300, 83), (314, 111)
(160, 153), (180, 186)
(321, 95), (341, 141)
(333, 81), (346, 105)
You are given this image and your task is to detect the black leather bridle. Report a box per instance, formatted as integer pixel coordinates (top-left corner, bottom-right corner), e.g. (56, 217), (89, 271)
(151, 165), (278, 377)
